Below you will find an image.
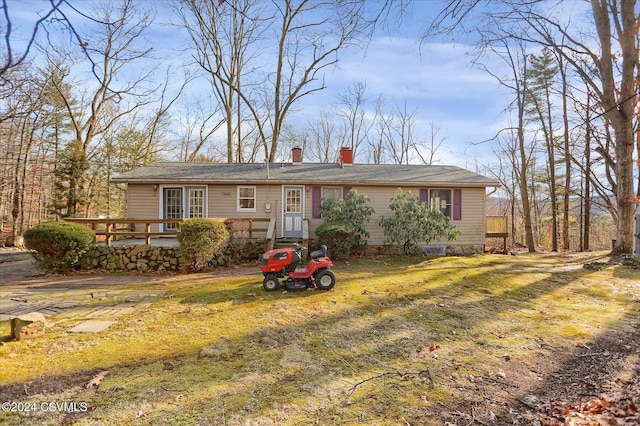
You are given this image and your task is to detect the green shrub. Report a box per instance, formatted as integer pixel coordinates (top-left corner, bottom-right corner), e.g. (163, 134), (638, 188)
(225, 239), (266, 264)
(320, 190), (374, 242)
(314, 222), (356, 259)
(316, 189), (374, 257)
(23, 221), (95, 273)
(177, 218), (230, 271)
(379, 188), (461, 254)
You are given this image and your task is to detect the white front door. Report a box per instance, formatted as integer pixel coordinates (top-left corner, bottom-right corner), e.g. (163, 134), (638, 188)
(283, 186), (304, 238)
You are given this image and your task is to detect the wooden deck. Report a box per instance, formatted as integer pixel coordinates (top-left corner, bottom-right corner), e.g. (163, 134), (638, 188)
(65, 217), (277, 248)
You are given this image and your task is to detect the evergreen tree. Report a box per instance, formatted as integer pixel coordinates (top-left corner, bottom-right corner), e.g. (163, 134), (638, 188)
(524, 48), (561, 251)
(51, 139), (89, 218)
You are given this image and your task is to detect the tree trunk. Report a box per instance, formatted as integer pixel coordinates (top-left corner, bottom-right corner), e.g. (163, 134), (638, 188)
(560, 61), (571, 251)
(591, 0), (638, 253)
(583, 96), (592, 251)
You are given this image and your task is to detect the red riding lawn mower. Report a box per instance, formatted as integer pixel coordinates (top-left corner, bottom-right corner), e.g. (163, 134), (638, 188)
(259, 244), (336, 292)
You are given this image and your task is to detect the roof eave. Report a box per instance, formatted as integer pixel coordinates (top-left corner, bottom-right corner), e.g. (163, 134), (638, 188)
(111, 178), (500, 187)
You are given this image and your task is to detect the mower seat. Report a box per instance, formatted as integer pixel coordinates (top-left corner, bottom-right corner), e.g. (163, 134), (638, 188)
(310, 245), (327, 259)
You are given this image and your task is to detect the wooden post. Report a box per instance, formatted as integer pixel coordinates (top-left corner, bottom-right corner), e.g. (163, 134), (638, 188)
(106, 222), (113, 247)
(145, 222), (151, 245)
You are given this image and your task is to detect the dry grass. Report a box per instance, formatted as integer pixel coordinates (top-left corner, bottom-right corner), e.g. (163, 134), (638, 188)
(1, 251), (639, 425)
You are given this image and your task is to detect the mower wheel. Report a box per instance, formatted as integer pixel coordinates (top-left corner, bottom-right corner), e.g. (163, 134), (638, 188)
(263, 274), (280, 291)
(315, 269), (336, 290)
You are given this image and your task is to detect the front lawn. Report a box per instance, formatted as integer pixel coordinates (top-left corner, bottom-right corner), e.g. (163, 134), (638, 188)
(1, 252), (639, 425)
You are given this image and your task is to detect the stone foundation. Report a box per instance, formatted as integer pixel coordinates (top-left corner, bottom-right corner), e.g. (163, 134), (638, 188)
(366, 244), (484, 256)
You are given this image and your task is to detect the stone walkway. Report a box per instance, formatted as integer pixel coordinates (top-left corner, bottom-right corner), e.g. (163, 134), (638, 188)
(1, 286), (164, 323)
(1, 257), (168, 332)
(1, 254), (258, 332)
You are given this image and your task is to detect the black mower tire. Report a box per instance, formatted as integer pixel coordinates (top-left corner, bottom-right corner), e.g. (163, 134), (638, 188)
(263, 274), (280, 291)
(315, 269), (336, 291)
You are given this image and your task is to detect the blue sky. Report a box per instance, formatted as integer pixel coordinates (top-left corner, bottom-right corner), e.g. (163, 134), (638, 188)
(298, 34), (510, 168)
(9, 0), (515, 169)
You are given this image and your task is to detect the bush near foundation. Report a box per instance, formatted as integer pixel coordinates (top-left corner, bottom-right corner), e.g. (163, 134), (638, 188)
(177, 218), (230, 271)
(316, 189), (374, 258)
(314, 223), (355, 259)
(379, 188), (460, 255)
(23, 221), (95, 273)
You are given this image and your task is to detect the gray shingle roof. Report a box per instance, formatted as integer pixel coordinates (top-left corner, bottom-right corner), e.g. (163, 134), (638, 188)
(111, 162), (499, 187)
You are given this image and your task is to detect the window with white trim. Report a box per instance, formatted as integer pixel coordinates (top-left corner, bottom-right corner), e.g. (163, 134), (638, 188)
(237, 186), (256, 212)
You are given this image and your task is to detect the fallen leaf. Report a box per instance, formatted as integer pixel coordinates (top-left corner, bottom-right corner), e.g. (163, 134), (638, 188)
(86, 371), (109, 388)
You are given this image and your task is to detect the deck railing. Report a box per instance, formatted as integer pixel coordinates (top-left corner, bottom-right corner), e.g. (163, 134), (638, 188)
(485, 216), (508, 236)
(65, 217), (276, 247)
(485, 216), (508, 253)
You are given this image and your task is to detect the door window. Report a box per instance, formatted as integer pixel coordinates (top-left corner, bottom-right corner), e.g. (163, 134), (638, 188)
(188, 188), (205, 218)
(163, 186), (207, 231)
(164, 188), (182, 230)
(286, 188), (302, 213)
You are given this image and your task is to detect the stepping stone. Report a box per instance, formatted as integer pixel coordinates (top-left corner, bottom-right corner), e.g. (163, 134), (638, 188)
(68, 320), (114, 333)
(11, 312), (47, 340)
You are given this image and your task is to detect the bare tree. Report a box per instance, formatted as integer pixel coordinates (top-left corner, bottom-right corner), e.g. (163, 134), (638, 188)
(306, 110), (337, 163)
(482, 34), (537, 251)
(1, 0), (68, 77)
(44, 1), (159, 215)
(426, 0), (639, 253)
(172, 99), (226, 162)
(390, 99), (419, 165)
(0, 0), (115, 85)
(336, 81), (373, 160)
(7, 72), (48, 242)
(180, 0), (393, 163)
(589, 0), (638, 253)
(178, 0), (262, 163)
(265, 0), (390, 162)
(369, 96), (394, 164)
(413, 122), (446, 165)
(557, 53), (572, 251)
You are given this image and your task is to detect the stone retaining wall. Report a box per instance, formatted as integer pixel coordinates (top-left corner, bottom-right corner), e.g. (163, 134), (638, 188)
(79, 239), (266, 272)
(78, 241), (480, 273)
(80, 245), (190, 272)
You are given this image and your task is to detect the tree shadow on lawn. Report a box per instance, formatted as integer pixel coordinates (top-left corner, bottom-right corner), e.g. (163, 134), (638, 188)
(174, 254), (531, 308)
(2, 254), (620, 425)
(505, 315), (640, 425)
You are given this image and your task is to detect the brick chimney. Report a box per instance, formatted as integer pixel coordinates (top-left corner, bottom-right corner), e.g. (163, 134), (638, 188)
(292, 147), (303, 163)
(339, 146), (353, 165)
